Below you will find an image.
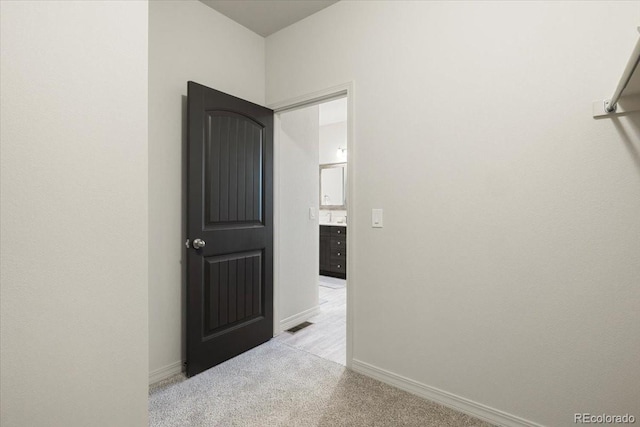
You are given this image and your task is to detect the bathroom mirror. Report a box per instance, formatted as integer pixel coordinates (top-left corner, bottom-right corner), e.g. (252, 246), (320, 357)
(320, 163), (347, 209)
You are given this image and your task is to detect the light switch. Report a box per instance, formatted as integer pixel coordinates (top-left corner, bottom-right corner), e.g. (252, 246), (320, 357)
(372, 209), (383, 228)
(309, 207), (316, 220)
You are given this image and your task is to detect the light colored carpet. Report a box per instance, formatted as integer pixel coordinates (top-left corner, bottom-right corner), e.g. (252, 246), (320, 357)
(149, 341), (493, 427)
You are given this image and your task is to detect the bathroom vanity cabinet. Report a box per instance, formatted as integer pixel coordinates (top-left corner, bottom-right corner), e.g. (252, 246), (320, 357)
(320, 225), (346, 279)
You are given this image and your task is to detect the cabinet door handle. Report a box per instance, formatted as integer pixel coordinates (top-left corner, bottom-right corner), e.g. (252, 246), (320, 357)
(337, 230), (341, 234)
(337, 242), (341, 245)
(337, 252), (341, 256)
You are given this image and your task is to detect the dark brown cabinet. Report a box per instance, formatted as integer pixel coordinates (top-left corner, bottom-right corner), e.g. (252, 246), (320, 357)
(320, 225), (346, 279)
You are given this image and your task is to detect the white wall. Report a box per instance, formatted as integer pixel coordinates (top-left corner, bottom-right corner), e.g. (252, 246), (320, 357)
(277, 106), (321, 326)
(267, 2), (640, 426)
(0, 1), (148, 426)
(320, 121), (348, 164)
(320, 120), (348, 222)
(149, 0), (265, 379)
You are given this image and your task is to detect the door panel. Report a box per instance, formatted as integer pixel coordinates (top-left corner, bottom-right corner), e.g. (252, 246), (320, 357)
(205, 111), (263, 225)
(203, 250), (262, 336)
(187, 82), (273, 377)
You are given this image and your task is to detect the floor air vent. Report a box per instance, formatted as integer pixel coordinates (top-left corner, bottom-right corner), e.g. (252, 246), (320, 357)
(286, 322), (313, 333)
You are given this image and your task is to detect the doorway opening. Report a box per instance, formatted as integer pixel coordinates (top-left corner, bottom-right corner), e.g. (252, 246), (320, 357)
(272, 86), (353, 367)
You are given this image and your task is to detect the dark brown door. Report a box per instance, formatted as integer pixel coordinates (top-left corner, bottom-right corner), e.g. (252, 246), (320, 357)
(186, 82), (273, 377)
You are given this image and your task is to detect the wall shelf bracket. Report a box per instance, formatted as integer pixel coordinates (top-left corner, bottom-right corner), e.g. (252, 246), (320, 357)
(593, 27), (640, 118)
(593, 95), (640, 118)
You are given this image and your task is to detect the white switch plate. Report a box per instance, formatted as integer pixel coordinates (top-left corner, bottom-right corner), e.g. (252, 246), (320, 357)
(372, 208), (383, 228)
(309, 207), (316, 220)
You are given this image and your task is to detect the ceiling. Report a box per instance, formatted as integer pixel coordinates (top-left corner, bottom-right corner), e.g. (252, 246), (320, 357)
(200, 0), (339, 37)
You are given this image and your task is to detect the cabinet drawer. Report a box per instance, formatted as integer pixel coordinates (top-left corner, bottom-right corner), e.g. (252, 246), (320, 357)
(330, 238), (346, 249)
(331, 227), (347, 236)
(330, 262), (346, 272)
(331, 248), (345, 258)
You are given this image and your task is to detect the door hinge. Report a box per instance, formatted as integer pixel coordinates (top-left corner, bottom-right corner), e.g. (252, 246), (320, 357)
(185, 239), (190, 249)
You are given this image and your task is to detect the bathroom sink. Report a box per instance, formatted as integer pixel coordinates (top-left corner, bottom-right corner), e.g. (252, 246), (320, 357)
(319, 221), (347, 227)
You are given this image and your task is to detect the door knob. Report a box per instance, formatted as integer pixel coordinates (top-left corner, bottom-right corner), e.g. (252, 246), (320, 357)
(193, 239), (206, 249)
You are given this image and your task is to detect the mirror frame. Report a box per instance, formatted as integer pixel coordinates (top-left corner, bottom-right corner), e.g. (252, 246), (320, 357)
(319, 162), (347, 210)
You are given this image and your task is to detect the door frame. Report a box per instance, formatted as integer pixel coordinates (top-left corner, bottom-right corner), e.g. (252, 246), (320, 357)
(269, 82), (355, 368)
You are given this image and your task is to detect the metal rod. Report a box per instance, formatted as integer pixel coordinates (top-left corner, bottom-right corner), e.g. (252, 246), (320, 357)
(606, 30), (640, 113)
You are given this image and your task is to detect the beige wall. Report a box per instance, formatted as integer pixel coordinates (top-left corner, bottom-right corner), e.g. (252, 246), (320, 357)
(149, 0), (265, 379)
(0, 1), (149, 426)
(267, 2), (640, 426)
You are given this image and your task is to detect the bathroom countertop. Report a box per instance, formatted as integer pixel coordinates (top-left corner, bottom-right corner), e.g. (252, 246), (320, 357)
(319, 222), (347, 227)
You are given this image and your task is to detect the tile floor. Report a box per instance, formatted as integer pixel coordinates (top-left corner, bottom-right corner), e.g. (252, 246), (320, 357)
(274, 276), (346, 365)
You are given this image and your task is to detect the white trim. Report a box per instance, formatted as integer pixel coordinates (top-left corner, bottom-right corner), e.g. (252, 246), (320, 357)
(269, 83), (349, 113)
(351, 360), (544, 427)
(345, 84), (355, 369)
(278, 305), (321, 332)
(149, 360), (183, 385)
(269, 82), (355, 368)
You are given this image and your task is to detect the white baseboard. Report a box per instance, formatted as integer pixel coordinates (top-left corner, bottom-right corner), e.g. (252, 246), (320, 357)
(351, 359), (544, 427)
(278, 305), (320, 333)
(149, 360), (183, 385)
